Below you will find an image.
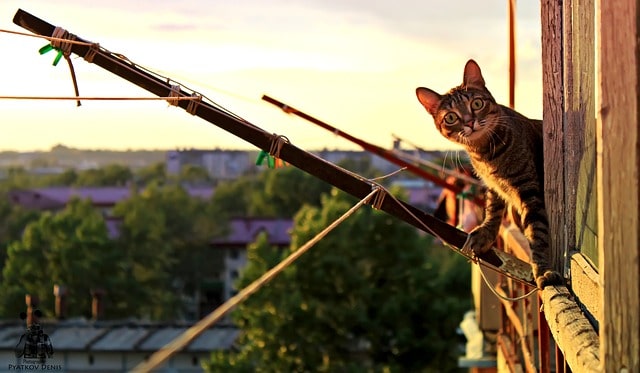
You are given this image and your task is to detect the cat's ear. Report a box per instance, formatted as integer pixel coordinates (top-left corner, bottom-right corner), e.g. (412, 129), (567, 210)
(416, 87), (442, 115)
(463, 59), (485, 89)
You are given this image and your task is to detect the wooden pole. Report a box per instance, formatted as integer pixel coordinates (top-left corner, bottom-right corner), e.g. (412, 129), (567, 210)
(540, 0), (567, 280)
(508, 0), (516, 109)
(596, 0), (640, 370)
(261, 94), (485, 206)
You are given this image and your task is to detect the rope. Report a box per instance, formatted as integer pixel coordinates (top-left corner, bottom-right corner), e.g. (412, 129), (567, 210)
(185, 93), (202, 115)
(0, 28), (93, 45)
(49, 27), (81, 106)
(268, 134), (290, 159)
(370, 167), (407, 181)
(83, 43), (100, 63)
(131, 187), (381, 373)
(167, 85), (181, 106)
(478, 261), (538, 301)
(370, 187), (387, 209)
(0, 96), (205, 101)
(3, 26), (252, 123)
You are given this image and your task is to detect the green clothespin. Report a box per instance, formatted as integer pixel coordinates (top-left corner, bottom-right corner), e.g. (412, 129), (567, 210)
(256, 150), (268, 166)
(256, 150), (275, 168)
(39, 43), (64, 66)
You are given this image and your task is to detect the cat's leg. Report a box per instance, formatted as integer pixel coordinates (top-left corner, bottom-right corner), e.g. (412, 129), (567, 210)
(519, 197), (564, 289)
(462, 189), (504, 257)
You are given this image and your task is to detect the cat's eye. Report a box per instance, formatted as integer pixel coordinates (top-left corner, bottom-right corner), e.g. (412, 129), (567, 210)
(471, 98), (484, 110)
(444, 112), (458, 124)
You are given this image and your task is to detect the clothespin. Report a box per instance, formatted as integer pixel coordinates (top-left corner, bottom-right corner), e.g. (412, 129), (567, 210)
(255, 150), (287, 169)
(39, 44), (64, 66)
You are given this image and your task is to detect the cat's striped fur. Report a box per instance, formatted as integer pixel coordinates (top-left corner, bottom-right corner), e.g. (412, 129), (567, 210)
(415, 59), (563, 289)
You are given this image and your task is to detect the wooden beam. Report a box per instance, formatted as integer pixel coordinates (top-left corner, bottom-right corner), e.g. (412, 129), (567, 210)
(541, 0), (567, 275)
(540, 285), (600, 371)
(596, 0), (640, 370)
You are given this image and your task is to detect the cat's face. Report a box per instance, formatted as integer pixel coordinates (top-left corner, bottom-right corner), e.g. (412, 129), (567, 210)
(416, 60), (500, 148)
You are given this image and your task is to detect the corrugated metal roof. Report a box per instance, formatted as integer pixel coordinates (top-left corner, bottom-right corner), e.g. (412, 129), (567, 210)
(0, 321), (238, 353)
(90, 326), (151, 351)
(47, 326), (108, 350)
(0, 325), (26, 349)
(187, 328), (240, 352)
(137, 327), (187, 350)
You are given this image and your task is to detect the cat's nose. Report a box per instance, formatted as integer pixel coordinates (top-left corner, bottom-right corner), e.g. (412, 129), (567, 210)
(464, 120), (474, 128)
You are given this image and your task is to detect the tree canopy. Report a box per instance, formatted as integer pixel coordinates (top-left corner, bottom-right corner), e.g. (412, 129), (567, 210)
(0, 198), (131, 318)
(205, 188), (471, 372)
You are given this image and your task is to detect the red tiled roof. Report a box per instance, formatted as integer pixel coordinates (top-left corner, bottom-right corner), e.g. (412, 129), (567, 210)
(211, 217), (292, 247)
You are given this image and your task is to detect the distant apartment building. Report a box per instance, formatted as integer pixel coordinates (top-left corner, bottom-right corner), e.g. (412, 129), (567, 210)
(165, 147), (446, 183)
(210, 218), (293, 302)
(166, 149), (258, 181)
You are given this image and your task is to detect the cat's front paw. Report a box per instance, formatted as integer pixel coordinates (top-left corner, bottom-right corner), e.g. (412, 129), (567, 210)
(535, 270), (564, 289)
(462, 226), (496, 258)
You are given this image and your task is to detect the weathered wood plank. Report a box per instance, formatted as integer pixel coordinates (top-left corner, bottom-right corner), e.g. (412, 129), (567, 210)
(570, 253), (599, 323)
(541, 0), (566, 275)
(596, 0), (640, 370)
(541, 285), (600, 371)
(567, 0), (598, 264)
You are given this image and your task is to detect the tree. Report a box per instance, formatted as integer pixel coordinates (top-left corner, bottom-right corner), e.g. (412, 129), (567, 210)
(0, 198), (132, 319)
(135, 162), (167, 186)
(210, 167), (331, 218)
(205, 188), (471, 372)
(179, 164), (211, 185)
(113, 183), (226, 320)
(0, 190), (40, 270)
(75, 164), (133, 186)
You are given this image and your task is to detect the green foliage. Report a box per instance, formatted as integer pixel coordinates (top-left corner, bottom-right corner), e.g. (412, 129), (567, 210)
(135, 162), (167, 186)
(179, 164), (211, 185)
(0, 190), (40, 268)
(74, 164), (133, 186)
(0, 199), (131, 318)
(0, 181), (226, 320)
(211, 167), (331, 218)
(113, 183), (226, 319)
(205, 189), (471, 372)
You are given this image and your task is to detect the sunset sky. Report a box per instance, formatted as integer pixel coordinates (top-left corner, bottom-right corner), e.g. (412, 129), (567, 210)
(0, 1), (542, 151)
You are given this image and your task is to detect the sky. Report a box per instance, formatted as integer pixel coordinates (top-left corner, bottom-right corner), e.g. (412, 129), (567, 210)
(0, 1), (542, 152)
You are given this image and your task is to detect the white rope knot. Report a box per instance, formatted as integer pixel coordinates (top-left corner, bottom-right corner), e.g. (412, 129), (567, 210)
(268, 134), (290, 159)
(84, 43), (100, 63)
(186, 93), (202, 115)
(167, 85), (181, 106)
(51, 27), (75, 57)
(370, 186), (387, 210)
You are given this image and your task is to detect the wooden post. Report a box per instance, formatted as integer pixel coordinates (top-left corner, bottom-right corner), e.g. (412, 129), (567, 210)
(541, 0), (567, 275)
(596, 0), (640, 370)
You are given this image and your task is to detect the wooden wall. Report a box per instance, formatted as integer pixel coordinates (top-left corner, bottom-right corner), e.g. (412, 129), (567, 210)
(542, 0), (640, 370)
(597, 0), (640, 370)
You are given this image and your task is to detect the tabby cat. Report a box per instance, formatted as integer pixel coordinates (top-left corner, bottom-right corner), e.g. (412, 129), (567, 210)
(415, 59), (563, 289)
